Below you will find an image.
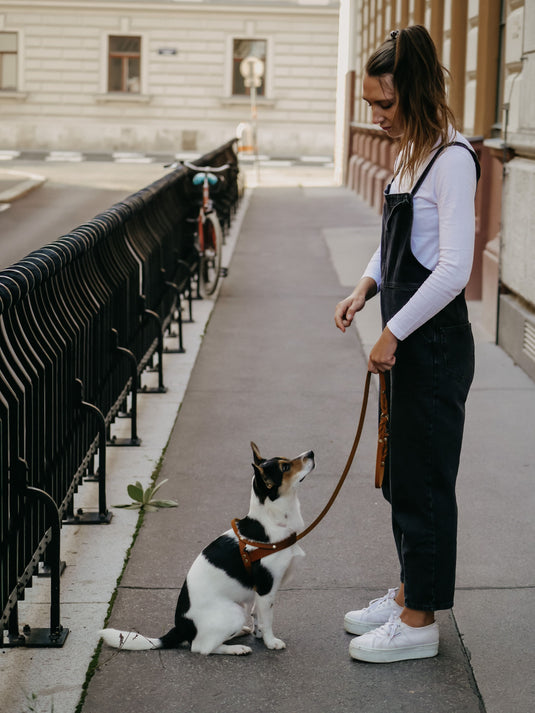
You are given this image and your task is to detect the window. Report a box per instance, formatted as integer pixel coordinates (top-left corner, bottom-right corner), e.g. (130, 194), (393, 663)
(108, 35), (141, 93)
(232, 39), (266, 97)
(0, 32), (17, 91)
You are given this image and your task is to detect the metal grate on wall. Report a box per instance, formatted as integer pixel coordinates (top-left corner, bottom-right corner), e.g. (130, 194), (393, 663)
(523, 320), (535, 362)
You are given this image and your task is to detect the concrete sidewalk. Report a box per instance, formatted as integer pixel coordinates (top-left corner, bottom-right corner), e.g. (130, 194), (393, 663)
(2, 167), (533, 713)
(82, 176), (534, 713)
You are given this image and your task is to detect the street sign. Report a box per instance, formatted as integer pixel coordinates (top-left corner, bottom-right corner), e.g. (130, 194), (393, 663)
(239, 55), (264, 179)
(239, 56), (264, 87)
(244, 76), (262, 88)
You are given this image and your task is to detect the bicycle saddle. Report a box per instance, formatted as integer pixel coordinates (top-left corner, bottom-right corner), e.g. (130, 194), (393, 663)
(192, 173), (218, 186)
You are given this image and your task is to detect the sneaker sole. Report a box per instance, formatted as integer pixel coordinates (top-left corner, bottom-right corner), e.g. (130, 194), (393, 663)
(349, 640), (439, 663)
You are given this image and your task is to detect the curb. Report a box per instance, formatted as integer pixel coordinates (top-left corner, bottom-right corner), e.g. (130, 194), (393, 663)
(0, 170), (47, 203)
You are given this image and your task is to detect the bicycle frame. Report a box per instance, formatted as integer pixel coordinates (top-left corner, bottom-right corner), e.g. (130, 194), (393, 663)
(183, 161), (229, 296)
(197, 174), (212, 253)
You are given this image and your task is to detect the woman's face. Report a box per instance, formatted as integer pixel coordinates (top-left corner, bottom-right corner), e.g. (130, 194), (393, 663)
(362, 73), (403, 138)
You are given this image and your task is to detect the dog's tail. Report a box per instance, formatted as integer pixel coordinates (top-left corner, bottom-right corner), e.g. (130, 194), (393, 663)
(100, 626), (183, 651)
(99, 628), (163, 651)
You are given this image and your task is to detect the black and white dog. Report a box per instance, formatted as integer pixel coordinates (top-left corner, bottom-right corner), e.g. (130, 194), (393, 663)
(100, 443), (314, 655)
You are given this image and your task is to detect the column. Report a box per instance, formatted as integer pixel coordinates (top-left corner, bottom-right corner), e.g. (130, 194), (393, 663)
(449, 0), (468, 128)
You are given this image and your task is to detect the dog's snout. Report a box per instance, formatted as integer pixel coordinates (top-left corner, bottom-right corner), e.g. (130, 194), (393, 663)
(301, 450), (315, 472)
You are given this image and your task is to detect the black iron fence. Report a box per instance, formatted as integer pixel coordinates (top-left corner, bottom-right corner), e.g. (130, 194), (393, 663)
(0, 140), (240, 647)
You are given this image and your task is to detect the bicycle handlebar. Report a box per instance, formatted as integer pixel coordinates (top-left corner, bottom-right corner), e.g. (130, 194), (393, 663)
(182, 161), (230, 174)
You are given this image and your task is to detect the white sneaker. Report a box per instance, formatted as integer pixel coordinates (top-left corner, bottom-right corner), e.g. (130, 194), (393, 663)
(344, 588), (403, 635)
(349, 615), (439, 663)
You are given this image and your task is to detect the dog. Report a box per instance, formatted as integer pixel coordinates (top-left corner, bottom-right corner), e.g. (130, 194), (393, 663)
(100, 442), (315, 655)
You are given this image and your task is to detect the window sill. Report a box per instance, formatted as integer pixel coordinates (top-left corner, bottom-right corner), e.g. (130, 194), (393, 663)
(220, 96), (275, 108)
(0, 91), (28, 101)
(94, 93), (152, 104)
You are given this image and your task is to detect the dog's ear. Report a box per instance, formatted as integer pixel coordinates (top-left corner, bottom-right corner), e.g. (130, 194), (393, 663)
(253, 463), (275, 490)
(251, 441), (262, 465)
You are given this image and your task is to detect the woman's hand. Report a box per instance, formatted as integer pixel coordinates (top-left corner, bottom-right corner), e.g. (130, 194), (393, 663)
(334, 278), (377, 333)
(334, 294), (365, 332)
(368, 326), (398, 373)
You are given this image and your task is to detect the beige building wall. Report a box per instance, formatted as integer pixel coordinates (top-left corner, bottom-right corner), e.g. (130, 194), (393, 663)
(497, 0), (535, 376)
(0, 0), (339, 157)
(501, 0), (534, 305)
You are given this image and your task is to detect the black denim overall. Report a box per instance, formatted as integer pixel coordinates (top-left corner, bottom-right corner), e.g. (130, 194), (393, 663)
(380, 142), (480, 611)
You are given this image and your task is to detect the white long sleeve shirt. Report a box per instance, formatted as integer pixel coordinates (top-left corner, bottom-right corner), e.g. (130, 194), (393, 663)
(363, 132), (478, 341)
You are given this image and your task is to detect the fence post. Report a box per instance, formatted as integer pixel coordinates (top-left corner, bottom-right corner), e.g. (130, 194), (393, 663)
(62, 380), (112, 525)
(3, 460), (69, 648)
(107, 328), (142, 446)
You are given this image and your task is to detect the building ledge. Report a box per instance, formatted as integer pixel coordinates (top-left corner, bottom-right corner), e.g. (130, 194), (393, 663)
(350, 121), (384, 135)
(220, 96), (276, 108)
(504, 132), (535, 159)
(94, 93), (152, 104)
(0, 91), (28, 101)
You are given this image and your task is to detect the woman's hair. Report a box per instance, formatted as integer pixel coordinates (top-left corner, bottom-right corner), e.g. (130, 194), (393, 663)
(366, 25), (456, 184)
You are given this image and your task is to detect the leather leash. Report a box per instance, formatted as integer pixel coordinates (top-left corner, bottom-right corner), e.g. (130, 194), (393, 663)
(232, 371), (389, 573)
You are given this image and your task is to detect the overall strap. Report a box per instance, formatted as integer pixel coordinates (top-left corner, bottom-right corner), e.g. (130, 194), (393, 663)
(411, 141), (480, 197)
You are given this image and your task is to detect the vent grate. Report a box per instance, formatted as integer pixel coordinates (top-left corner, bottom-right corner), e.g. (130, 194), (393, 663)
(523, 320), (535, 362)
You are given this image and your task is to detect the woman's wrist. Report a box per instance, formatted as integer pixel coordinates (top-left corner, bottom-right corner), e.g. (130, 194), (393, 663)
(352, 277), (377, 302)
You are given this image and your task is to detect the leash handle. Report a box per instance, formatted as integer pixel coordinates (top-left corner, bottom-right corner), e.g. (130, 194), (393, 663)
(375, 371), (388, 488)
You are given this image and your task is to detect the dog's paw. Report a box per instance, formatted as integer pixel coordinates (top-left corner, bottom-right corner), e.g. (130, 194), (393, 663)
(210, 643), (252, 655)
(265, 637), (286, 650)
(228, 644), (253, 655)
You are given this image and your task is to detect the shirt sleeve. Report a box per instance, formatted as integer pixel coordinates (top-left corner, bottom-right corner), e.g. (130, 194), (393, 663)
(386, 146), (478, 341)
(362, 245), (382, 289)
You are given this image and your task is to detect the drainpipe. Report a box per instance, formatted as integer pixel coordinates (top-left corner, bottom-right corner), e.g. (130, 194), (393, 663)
(496, 0), (527, 345)
(334, 0), (357, 185)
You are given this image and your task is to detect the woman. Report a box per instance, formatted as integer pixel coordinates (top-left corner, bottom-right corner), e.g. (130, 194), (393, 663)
(334, 25), (479, 664)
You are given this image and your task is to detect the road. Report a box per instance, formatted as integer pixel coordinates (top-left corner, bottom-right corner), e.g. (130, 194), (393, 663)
(0, 158), (335, 270)
(0, 162), (172, 269)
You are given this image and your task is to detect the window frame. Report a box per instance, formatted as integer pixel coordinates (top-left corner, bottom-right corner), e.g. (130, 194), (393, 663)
(107, 34), (142, 94)
(226, 35), (272, 100)
(0, 31), (18, 91)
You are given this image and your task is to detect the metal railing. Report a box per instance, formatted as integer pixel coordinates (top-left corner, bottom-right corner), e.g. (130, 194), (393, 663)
(0, 139), (240, 647)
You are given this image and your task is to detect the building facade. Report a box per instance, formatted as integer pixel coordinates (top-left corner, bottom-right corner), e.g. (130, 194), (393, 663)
(0, 0), (340, 158)
(342, 0), (535, 381)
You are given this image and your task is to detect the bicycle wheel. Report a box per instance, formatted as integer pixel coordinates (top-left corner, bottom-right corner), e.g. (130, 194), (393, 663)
(199, 212), (223, 297)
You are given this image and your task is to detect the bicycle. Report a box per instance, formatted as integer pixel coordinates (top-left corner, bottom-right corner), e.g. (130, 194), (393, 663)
(179, 160), (229, 298)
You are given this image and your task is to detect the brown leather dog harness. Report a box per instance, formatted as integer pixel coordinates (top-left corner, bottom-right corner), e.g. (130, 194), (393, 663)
(231, 519), (297, 572)
(232, 371), (388, 573)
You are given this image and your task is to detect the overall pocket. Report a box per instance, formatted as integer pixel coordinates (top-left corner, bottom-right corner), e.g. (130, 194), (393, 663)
(439, 323), (475, 393)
